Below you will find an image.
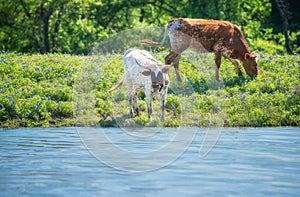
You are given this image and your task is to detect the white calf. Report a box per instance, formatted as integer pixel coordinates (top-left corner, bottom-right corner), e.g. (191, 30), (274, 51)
(108, 48), (171, 120)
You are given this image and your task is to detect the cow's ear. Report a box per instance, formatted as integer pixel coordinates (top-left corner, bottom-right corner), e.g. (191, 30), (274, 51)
(252, 51), (257, 57)
(162, 64), (172, 73)
(142, 70), (151, 76)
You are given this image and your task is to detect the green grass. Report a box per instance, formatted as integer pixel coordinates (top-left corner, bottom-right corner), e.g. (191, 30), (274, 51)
(0, 50), (299, 128)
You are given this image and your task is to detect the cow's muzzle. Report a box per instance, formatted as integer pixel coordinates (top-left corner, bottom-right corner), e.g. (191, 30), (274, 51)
(152, 83), (163, 92)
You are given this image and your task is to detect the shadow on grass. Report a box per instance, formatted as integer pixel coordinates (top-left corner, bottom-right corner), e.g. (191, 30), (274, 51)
(99, 114), (129, 127)
(99, 114), (152, 128)
(223, 75), (251, 88)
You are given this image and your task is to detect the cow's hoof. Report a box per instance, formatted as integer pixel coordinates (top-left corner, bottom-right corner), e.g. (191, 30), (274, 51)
(135, 108), (139, 116)
(129, 112), (134, 118)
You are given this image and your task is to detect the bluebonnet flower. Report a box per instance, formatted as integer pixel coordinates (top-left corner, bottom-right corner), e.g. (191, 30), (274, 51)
(1, 57), (8, 64)
(1, 89), (4, 93)
(260, 54), (264, 59)
(297, 60), (300, 66)
(204, 95), (206, 101)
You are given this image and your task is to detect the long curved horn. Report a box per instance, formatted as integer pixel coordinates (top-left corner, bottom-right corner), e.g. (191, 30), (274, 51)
(162, 64), (172, 73)
(135, 59), (156, 69)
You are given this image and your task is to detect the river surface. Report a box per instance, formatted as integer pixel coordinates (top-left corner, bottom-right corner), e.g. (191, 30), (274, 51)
(0, 127), (300, 196)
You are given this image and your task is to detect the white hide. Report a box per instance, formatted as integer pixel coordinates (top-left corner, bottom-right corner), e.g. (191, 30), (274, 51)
(111, 48), (170, 120)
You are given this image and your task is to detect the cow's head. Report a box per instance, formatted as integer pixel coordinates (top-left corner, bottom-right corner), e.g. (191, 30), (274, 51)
(243, 52), (258, 78)
(142, 65), (171, 92)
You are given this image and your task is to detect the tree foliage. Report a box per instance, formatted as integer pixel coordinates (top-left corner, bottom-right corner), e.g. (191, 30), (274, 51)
(0, 0), (299, 54)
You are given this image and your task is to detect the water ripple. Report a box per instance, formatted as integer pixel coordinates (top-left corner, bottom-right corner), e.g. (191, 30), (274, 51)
(0, 127), (300, 196)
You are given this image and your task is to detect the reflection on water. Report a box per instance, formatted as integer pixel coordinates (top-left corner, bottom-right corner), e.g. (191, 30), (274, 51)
(0, 127), (300, 196)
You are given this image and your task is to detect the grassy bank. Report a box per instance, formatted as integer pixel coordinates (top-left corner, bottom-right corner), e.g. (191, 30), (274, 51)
(0, 51), (299, 128)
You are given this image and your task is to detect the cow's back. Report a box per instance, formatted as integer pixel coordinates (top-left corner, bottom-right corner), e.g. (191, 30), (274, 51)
(167, 18), (246, 53)
(123, 49), (146, 87)
(123, 49), (162, 89)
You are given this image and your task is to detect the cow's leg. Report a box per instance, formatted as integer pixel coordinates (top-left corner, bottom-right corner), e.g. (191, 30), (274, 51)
(160, 93), (167, 121)
(173, 55), (182, 82)
(133, 93), (139, 116)
(165, 50), (179, 64)
(214, 52), (222, 81)
(127, 84), (135, 118)
(165, 51), (182, 82)
(148, 102), (152, 120)
(145, 92), (152, 120)
(128, 94), (134, 118)
(229, 58), (242, 76)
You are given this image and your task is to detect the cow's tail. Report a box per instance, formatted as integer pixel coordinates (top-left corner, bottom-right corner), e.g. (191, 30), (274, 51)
(140, 23), (169, 47)
(108, 75), (125, 92)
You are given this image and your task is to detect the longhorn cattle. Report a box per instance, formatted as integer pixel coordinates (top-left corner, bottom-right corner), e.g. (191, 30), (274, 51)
(108, 48), (171, 120)
(141, 18), (258, 81)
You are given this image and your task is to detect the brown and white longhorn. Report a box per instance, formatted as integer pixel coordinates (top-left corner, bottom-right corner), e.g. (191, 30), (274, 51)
(141, 18), (258, 81)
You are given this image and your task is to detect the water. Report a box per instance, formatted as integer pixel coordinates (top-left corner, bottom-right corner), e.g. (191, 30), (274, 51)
(1, 127), (300, 196)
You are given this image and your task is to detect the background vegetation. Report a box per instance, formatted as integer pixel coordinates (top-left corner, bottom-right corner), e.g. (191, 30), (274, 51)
(0, 0), (299, 54)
